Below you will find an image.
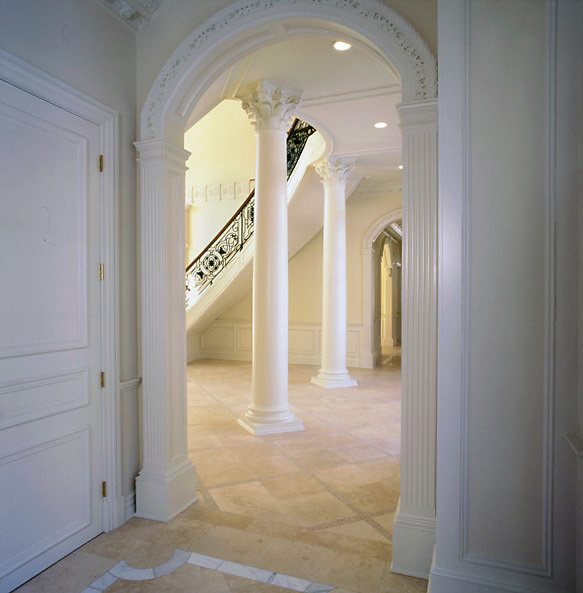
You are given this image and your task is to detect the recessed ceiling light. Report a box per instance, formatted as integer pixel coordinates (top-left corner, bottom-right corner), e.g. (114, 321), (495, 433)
(374, 121), (388, 129)
(333, 40), (352, 51)
(398, 164), (404, 169)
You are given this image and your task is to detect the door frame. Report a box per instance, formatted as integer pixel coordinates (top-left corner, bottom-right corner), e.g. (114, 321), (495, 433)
(0, 48), (122, 531)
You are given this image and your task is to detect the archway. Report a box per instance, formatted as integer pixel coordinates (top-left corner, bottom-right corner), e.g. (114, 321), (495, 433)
(362, 209), (403, 368)
(136, 0), (437, 578)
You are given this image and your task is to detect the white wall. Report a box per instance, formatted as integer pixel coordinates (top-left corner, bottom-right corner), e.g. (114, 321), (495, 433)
(184, 99), (257, 260)
(432, 1), (581, 591)
(0, 0), (140, 507)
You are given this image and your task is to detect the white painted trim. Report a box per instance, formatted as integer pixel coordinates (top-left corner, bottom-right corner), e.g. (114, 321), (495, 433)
(124, 491), (136, 521)
(429, 567), (572, 593)
(199, 320), (363, 367)
(361, 209), (403, 369)
(140, 0), (437, 140)
(458, 0), (556, 577)
(302, 84), (401, 108)
(0, 49), (121, 533)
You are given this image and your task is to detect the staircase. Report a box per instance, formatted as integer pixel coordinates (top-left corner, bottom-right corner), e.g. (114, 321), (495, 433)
(185, 120), (327, 340)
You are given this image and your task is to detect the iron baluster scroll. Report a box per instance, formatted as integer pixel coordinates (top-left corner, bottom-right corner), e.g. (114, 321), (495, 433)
(186, 118), (316, 305)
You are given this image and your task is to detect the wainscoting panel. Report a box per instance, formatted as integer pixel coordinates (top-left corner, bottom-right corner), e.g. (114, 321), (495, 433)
(200, 321), (364, 367)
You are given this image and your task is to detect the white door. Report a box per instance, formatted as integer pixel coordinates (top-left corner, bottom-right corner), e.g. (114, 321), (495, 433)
(0, 78), (103, 592)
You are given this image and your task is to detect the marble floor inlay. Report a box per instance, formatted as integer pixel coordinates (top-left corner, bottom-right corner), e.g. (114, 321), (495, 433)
(15, 352), (428, 593)
(80, 549), (335, 593)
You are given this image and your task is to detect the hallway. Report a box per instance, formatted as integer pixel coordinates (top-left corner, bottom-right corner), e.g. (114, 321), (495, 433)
(16, 355), (427, 593)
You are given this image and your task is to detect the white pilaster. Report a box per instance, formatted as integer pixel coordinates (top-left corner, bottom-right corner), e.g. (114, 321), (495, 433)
(311, 157), (357, 389)
(391, 100), (438, 578)
(134, 139), (197, 521)
(238, 81), (304, 436)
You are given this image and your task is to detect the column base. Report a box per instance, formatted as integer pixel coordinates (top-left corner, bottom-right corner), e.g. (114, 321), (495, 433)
(391, 500), (436, 579)
(238, 406), (304, 436)
(311, 370), (358, 389)
(135, 458), (197, 522)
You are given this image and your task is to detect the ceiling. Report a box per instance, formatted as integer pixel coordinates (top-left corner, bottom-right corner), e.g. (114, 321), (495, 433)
(187, 34), (403, 182)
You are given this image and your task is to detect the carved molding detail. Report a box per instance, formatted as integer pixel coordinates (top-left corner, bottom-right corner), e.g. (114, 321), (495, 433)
(315, 156), (355, 187)
(240, 81), (302, 131)
(141, 0), (437, 139)
(98, 0), (161, 31)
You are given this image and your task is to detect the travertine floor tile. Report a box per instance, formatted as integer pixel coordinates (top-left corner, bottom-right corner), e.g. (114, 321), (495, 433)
(14, 550), (116, 593)
(122, 541), (175, 569)
(324, 551), (387, 593)
(16, 356), (429, 593)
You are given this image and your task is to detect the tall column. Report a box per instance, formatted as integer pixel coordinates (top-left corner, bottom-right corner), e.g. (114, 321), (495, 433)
(134, 139), (197, 521)
(391, 100), (438, 578)
(311, 157), (357, 389)
(237, 81), (304, 436)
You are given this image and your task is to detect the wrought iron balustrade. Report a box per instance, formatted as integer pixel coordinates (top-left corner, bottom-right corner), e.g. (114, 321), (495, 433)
(185, 118), (316, 306)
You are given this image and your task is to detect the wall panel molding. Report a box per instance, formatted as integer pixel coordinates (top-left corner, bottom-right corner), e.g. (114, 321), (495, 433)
(0, 369), (89, 430)
(459, 0), (556, 577)
(0, 429), (91, 579)
(200, 320), (363, 367)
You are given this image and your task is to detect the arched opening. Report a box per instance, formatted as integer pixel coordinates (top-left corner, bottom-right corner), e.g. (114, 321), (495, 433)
(136, 0), (437, 582)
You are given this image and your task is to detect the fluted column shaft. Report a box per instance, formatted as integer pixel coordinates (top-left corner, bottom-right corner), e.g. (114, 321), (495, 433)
(391, 99), (438, 577)
(238, 81), (304, 436)
(134, 139), (197, 521)
(311, 157), (357, 389)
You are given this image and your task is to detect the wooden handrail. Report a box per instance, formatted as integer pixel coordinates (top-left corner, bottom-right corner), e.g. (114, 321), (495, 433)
(186, 189), (254, 273)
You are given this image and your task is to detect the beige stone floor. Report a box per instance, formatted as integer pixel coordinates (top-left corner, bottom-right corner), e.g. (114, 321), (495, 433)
(16, 351), (427, 593)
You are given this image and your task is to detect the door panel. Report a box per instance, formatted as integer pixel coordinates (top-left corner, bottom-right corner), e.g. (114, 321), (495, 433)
(0, 78), (102, 592)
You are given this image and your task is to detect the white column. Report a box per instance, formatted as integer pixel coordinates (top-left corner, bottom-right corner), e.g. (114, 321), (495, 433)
(391, 100), (438, 578)
(237, 81), (304, 436)
(134, 139), (197, 521)
(311, 157), (357, 389)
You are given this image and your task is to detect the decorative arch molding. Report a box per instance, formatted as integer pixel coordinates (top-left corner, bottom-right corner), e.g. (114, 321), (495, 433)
(361, 209), (402, 369)
(363, 208), (403, 250)
(139, 0), (437, 140)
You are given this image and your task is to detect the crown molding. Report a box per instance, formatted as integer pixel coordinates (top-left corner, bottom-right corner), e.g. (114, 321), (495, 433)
(303, 84), (401, 108)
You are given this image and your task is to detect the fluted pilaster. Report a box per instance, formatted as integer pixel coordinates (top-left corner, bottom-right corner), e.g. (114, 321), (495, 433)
(311, 157), (357, 389)
(134, 139), (197, 521)
(238, 82), (303, 436)
(392, 100), (438, 578)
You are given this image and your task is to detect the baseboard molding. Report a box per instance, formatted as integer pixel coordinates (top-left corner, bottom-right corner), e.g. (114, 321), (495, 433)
(429, 566), (573, 593)
(124, 491), (136, 521)
(195, 320), (365, 367)
(102, 495), (126, 532)
(135, 459), (197, 522)
(392, 501), (436, 579)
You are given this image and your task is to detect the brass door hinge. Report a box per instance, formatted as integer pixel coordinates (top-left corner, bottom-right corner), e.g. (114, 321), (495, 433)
(100, 372), (105, 388)
(102, 481), (107, 498)
(100, 263), (104, 281)
(99, 155), (104, 172)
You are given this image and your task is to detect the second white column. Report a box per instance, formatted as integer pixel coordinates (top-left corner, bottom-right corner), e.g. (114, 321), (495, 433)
(238, 81), (304, 436)
(311, 157), (357, 389)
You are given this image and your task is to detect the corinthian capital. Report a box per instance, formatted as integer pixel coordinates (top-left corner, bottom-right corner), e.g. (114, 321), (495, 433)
(315, 156), (355, 188)
(240, 80), (302, 132)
